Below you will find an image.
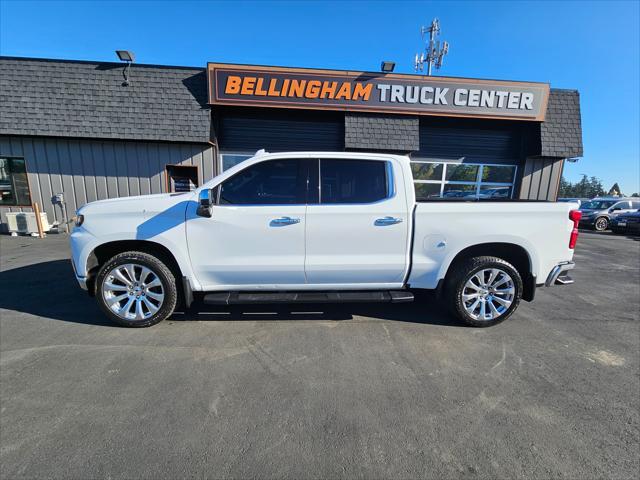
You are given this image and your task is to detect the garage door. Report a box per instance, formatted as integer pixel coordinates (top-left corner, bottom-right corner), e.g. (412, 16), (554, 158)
(217, 108), (344, 152)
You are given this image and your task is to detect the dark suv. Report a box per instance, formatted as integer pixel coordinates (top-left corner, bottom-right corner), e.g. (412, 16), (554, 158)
(579, 198), (640, 231)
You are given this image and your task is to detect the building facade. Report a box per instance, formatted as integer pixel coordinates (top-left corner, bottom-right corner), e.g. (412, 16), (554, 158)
(0, 56), (583, 231)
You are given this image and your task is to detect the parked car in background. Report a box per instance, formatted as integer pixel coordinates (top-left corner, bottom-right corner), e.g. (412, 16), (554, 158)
(578, 198), (640, 231)
(558, 198), (589, 207)
(611, 209), (640, 235)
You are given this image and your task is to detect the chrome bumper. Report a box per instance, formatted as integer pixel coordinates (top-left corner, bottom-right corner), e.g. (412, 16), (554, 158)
(545, 262), (575, 287)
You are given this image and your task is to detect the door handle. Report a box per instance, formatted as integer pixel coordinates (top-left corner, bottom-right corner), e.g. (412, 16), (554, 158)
(270, 216), (301, 226)
(375, 216), (403, 226)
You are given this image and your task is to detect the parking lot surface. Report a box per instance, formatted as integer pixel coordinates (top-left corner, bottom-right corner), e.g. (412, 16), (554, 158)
(1, 231), (638, 479)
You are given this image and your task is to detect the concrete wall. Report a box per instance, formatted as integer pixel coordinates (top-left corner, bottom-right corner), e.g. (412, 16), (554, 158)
(0, 135), (216, 230)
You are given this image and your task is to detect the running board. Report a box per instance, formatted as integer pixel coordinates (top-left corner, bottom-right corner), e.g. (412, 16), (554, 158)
(202, 290), (414, 305)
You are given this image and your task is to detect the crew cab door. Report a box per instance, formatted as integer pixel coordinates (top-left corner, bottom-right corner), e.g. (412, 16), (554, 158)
(186, 158), (310, 290)
(304, 158), (410, 286)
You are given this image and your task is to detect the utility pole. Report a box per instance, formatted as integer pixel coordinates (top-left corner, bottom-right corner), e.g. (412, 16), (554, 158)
(415, 18), (449, 75)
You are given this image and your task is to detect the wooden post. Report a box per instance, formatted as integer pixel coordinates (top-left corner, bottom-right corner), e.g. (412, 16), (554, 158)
(32, 202), (45, 238)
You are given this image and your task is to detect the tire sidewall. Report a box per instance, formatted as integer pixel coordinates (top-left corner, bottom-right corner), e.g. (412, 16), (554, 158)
(450, 258), (523, 327)
(95, 252), (177, 327)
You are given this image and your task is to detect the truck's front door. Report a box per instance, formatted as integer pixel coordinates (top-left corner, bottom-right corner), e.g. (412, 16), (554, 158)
(304, 158), (410, 286)
(186, 158), (310, 290)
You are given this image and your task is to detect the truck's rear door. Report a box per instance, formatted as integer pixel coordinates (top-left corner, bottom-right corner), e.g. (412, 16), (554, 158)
(304, 157), (410, 286)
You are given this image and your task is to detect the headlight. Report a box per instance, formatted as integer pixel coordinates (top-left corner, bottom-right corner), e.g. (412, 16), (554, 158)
(74, 214), (84, 227)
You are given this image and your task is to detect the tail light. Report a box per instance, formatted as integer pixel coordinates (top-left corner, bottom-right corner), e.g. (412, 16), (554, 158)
(569, 210), (581, 249)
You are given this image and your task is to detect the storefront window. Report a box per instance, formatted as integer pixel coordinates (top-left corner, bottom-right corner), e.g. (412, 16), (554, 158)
(445, 164), (478, 182)
(481, 165), (516, 183)
(0, 157), (31, 206)
(411, 160), (516, 201)
(220, 153), (253, 172)
(411, 162), (443, 181)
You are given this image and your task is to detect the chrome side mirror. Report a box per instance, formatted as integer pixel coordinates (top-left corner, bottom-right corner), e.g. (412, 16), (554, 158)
(196, 188), (213, 218)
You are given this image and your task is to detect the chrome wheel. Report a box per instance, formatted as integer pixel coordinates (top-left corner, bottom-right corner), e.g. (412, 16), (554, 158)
(462, 268), (515, 322)
(101, 263), (165, 321)
(594, 217), (608, 231)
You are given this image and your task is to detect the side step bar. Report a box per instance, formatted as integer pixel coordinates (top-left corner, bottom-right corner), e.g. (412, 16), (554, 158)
(203, 290), (414, 306)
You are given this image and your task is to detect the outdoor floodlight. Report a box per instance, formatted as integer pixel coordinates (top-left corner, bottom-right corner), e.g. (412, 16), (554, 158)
(115, 50), (135, 86)
(381, 61), (396, 73)
(116, 50), (135, 62)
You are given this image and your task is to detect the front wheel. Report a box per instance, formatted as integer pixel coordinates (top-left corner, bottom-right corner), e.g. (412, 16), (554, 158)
(446, 256), (523, 327)
(594, 216), (609, 231)
(95, 251), (177, 327)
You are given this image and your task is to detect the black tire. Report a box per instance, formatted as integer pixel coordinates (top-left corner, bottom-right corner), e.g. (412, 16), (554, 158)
(594, 216), (609, 231)
(445, 256), (523, 327)
(95, 251), (177, 327)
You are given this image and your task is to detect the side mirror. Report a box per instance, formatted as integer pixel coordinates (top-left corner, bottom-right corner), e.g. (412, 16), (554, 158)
(196, 188), (213, 218)
(610, 206), (621, 212)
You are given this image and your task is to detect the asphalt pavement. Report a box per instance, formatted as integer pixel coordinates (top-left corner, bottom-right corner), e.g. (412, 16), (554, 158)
(0, 230), (638, 479)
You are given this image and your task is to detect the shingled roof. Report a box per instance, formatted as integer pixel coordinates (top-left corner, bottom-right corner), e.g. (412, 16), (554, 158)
(345, 113), (419, 151)
(540, 89), (583, 158)
(0, 56), (210, 143)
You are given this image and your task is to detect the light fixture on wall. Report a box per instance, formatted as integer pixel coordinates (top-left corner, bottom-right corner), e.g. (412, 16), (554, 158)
(380, 61), (395, 73)
(115, 50), (135, 86)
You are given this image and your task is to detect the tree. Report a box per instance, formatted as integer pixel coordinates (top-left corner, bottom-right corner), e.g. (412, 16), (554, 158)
(558, 176), (573, 197)
(558, 175), (606, 198)
(608, 182), (622, 196)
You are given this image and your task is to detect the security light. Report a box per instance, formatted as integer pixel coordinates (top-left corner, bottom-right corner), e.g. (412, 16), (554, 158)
(115, 50), (135, 62)
(115, 50), (135, 86)
(380, 61), (395, 73)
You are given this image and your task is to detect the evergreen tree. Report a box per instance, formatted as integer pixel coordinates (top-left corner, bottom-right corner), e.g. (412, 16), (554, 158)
(608, 182), (622, 196)
(558, 175), (607, 199)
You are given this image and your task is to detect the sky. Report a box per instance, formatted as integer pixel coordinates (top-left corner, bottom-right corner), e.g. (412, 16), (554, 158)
(1, 0), (639, 194)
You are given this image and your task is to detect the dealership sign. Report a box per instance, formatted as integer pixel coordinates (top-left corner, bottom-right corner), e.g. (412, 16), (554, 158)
(208, 63), (550, 121)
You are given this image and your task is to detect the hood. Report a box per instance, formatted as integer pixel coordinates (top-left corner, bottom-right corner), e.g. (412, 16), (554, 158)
(78, 192), (193, 214)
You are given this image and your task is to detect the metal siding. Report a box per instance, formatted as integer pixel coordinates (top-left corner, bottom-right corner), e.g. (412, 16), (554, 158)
(93, 142), (108, 201)
(0, 135), (213, 230)
(537, 158), (553, 200)
(45, 139), (64, 220)
(202, 146), (214, 183)
(547, 159), (564, 201)
(218, 109), (344, 152)
(103, 141), (120, 198)
(148, 143), (163, 194)
(519, 156), (565, 201)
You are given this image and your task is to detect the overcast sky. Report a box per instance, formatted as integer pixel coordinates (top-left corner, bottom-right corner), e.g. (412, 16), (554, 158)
(1, 0), (638, 194)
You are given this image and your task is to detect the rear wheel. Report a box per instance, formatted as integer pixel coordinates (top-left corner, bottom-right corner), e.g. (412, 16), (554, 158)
(594, 216), (609, 231)
(95, 251), (177, 327)
(446, 256), (523, 327)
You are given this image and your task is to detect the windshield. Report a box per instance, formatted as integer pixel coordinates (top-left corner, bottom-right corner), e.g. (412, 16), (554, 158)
(581, 200), (616, 210)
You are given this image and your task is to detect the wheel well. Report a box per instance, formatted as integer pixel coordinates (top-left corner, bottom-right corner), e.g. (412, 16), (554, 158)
(86, 240), (183, 296)
(445, 243), (536, 302)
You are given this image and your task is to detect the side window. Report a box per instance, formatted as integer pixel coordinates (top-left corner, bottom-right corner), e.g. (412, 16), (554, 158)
(320, 159), (388, 204)
(219, 159), (305, 205)
(614, 201), (629, 210)
(0, 157), (31, 206)
(630, 201), (640, 210)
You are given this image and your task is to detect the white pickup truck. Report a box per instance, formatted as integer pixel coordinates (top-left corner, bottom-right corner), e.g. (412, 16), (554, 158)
(70, 151), (581, 328)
